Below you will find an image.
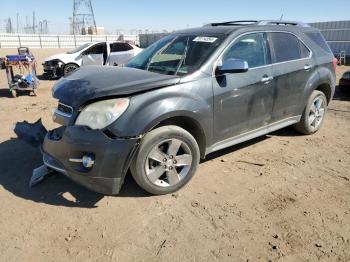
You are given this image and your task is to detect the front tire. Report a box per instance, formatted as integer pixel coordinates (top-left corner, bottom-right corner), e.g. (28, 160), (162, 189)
(63, 63), (79, 76)
(294, 90), (327, 135)
(130, 125), (200, 195)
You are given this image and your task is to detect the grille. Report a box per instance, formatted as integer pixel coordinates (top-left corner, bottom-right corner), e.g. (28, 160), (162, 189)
(57, 103), (73, 116)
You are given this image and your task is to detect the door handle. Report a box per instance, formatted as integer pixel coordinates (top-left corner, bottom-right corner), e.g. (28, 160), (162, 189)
(261, 75), (274, 84)
(304, 64), (312, 71)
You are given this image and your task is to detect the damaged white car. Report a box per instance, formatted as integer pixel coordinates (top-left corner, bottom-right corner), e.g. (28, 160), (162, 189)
(42, 42), (142, 79)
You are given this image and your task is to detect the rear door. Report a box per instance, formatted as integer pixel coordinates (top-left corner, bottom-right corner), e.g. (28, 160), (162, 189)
(81, 43), (105, 66)
(268, 32), (314, 122)
(212, 32), (274, 142)
(108, 42), (135, 66)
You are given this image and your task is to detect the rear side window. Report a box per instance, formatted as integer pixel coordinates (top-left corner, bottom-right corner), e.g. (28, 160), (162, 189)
(269, 33), (310, 63)
(300, 42), (311, 58)
(223, 33), (269, 68)
(305, 32), (332, 54)
(110, 43), (133, 52)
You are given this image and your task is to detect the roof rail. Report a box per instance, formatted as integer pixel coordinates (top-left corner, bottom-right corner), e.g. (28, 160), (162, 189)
(205, 20), (259, 27)
(257, 20), (310, 27)
(205, 20), (310, 27)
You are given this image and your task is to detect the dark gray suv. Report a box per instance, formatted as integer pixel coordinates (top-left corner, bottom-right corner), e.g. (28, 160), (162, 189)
(43, 20), (336, 195)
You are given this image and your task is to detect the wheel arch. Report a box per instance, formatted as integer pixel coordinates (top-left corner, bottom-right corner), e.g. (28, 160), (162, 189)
(150, 115), (207, 159)
(315, 82), (332, 104)
(64, 62), (80, 68)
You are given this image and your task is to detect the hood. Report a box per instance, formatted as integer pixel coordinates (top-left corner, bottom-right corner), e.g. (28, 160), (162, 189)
(44, 53), (78, 63)
(52, 66), (181, 107)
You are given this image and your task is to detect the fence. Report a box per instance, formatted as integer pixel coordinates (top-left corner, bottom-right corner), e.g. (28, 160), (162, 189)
(0, 34), (139, 48)
(139, 33), (169, 48)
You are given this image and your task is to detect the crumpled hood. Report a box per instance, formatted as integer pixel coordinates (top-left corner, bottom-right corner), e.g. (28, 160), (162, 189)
(52, 66), (181, 107)
(44, 53), (76, 63)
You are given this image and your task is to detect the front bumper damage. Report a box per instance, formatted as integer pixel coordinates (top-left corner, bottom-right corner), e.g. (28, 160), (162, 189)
(42, 61), (64, 79)
(42, 126), (140, 195)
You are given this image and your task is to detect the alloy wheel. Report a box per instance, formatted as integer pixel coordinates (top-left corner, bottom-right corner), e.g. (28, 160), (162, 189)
(145, 138), (193, 187)
(308, 96), (325, 129)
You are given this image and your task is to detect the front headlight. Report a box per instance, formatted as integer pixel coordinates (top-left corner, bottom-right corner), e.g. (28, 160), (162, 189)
(75, 98), (129, 130)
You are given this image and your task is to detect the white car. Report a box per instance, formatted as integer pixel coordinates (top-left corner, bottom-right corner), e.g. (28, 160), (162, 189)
(42, 42), (142, 78)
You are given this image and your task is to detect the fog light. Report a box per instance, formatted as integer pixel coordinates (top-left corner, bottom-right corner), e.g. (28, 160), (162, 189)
(82, 155), (95, 168)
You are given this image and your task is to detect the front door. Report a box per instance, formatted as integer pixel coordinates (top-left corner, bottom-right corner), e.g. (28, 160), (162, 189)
(213, 32), (274, 143)
(82, 43), (106, 66)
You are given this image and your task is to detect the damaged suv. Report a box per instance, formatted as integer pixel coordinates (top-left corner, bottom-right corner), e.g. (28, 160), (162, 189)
(43, 20), (336, 195)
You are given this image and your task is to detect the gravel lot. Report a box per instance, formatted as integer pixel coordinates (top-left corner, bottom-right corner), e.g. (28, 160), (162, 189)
(0, 48), (349, 262)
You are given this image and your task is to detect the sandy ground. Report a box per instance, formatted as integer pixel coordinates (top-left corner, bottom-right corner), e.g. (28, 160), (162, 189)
(0, 48), (349, 262)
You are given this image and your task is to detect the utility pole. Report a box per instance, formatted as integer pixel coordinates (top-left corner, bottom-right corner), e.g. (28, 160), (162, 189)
(6, 18), (13, 33)
(32, 11), (36, 34)
(72, 0), (97, 35)
(16, 13), (19, 33)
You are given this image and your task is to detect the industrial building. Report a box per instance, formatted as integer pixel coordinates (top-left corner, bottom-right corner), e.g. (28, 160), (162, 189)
(309, 20), (350, 65)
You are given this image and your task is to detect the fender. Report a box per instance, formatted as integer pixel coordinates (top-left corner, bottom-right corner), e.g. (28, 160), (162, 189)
(108, 79), (214, 146)
(299, 65), (335, 114)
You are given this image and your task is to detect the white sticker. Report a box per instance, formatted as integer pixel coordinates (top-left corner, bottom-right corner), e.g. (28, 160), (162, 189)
(193, 36), (218, 43)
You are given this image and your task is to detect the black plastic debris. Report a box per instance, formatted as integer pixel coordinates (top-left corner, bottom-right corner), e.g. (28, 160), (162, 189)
(13, 118), (47, 148)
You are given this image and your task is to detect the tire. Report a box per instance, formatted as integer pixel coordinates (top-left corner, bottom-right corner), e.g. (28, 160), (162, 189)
(63, 63), (79, 76)
(130, 125), (200, 195)
(293, 90), (327, 135)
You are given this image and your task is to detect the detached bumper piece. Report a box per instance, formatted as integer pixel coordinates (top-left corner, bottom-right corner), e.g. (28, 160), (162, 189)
(42, 126), (139, 195)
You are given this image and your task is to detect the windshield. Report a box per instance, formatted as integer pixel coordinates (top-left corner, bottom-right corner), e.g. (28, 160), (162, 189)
(126, 34), (225, 75)
(66, 43), (91, 54)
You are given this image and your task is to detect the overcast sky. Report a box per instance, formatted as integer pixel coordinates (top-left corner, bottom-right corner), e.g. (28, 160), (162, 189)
(1, 0), (349, 34)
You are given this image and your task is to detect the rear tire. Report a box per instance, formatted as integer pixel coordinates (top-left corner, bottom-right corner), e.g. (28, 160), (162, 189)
(294, 90), (327, 135)
(130, 125), (200, 195)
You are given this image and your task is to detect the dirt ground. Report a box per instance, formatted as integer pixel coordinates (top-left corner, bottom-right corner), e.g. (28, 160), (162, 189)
(0, 48), (349, 262)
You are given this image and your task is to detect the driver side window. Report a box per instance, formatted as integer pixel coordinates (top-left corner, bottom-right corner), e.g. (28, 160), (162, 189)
(85, 44), (104, 55)
(223, 33), (269, 68)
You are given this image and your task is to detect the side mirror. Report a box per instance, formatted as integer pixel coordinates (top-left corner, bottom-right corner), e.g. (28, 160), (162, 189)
(216, 59), (249, 75)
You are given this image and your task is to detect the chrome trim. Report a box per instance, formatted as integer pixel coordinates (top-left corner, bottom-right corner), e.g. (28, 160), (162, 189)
(54, 102), (73, 119)
(69, 158), (83, 163)
(212, 30), (313, 76)
(58, 102), (73, 114)
(54, 108), (72, 118)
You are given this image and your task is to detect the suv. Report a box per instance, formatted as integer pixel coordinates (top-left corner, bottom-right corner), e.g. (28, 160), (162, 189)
(43, 20), (336, 195)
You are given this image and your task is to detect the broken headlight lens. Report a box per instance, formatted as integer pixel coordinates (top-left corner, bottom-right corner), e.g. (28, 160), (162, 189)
(75, 98), (129, 130)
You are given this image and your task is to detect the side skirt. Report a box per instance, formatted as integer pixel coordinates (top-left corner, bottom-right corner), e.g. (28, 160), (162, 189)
(205, 116), (301, 155)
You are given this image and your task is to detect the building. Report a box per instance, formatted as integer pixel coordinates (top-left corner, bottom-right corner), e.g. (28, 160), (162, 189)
(87, 26), (105, 35)
(310, 20), (350, 65)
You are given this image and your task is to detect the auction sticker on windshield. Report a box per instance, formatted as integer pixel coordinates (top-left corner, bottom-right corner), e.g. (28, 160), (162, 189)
(193, 36), (218, 43)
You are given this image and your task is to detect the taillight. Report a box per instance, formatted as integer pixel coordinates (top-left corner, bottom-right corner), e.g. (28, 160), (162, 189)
(333, 57), (338, 71)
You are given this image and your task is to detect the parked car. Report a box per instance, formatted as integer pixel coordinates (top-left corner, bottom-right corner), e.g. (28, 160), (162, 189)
(43, 20), (336, 195)
(339, 71), (350, 88)
(42, 42), (142, 79)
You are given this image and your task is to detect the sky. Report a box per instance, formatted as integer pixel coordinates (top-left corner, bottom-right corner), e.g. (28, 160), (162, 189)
(1, 0), (349, 34)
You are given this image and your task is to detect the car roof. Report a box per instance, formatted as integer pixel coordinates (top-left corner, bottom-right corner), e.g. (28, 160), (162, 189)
(175, 26), (241, 35)
(174, 20), (318, 36)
